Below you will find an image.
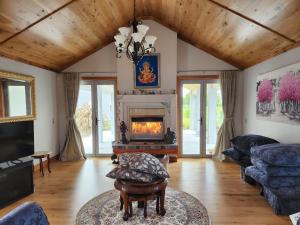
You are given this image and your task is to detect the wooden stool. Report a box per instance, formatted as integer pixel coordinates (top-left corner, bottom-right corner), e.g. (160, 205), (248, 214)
(114, 179), (167, 221)
(32, 151), (52, 176)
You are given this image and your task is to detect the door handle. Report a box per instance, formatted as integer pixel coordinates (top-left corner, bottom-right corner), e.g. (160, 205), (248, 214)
(200, 117), (203, 126)
(95, 117), (98, 126)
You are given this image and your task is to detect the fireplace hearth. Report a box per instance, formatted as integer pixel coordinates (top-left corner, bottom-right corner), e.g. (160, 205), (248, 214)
(130, 116), (164, 141)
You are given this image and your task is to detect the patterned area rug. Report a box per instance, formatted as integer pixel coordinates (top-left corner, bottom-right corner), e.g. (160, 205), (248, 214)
(76, 188), (210, 225)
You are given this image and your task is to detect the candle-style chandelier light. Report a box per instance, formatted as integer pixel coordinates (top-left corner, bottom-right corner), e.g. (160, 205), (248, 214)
(114, 0), (157, 65)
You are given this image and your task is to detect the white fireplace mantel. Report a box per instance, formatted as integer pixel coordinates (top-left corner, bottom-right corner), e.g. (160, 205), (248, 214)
(116, 94), (177, 141)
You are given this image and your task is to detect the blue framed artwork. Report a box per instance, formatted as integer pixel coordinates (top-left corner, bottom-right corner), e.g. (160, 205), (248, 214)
(134, 54), (160, 88)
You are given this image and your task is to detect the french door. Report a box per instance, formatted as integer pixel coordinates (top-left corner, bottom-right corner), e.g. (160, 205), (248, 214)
(75, 79), (116, 156)
(179, 78), (223, 157)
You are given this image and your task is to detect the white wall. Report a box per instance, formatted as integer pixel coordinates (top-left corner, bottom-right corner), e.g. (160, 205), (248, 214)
(242, 46), (300, 143)
(177, 39), (236, 72)
(65, 43), (117, 73)
(0, 57), (59, 156)
(117, 20), (178, 91)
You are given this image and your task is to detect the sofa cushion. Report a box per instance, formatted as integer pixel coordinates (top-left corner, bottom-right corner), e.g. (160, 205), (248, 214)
(0, 202), (50, 225)
(245, 166), (300, 188)
(106, 164), (159, 183)
(128, 153), (170, 179)
(251, 144), (300, 166)
(251, 157), (300, 176)
(231, 134), (279, 156)
(222, 148), (252, 167)
(222, 147), (242, 161)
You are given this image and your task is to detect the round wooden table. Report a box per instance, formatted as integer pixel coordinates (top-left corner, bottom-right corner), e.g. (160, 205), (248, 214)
(114, 179), (168, 221)
(31, 151), (52, 176)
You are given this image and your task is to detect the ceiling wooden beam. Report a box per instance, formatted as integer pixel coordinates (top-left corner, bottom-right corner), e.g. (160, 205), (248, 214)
(207, 0), (297, 44)
(0, 0), (78, 46)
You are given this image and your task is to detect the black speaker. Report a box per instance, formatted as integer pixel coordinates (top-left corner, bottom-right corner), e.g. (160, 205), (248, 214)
(0, 158), (34, 208)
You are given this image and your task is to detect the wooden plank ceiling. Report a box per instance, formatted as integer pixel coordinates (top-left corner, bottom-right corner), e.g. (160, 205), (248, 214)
(0, 0), (299, 72)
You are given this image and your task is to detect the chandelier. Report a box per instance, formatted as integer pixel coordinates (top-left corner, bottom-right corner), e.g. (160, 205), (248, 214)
(114, 0), (157, 65)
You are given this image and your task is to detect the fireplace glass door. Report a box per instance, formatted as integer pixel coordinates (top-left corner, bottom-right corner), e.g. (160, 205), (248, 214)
(130, 117), (164, 141)
(76, 79), (116, 156)
(180, 79), (222, 157)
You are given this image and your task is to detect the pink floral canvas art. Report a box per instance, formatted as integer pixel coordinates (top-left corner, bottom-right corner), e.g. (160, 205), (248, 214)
(256, 62), (300, 124)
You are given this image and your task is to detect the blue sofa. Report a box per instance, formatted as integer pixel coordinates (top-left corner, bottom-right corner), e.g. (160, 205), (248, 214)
(246, 144), (300, 215)
(0, 202), (49, 225)
(222, 134), (279, 185)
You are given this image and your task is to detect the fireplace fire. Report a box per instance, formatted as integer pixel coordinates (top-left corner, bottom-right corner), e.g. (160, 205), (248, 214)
(130, 116), (164, 141)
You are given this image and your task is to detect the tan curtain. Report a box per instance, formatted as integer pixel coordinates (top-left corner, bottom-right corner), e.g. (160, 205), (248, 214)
(213, 71), (237, 161)
(0, 82), (5, 117)
(60, 72), (86, 161)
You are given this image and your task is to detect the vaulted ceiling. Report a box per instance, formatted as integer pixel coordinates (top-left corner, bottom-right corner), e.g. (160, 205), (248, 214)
(0, 0), (300, 72)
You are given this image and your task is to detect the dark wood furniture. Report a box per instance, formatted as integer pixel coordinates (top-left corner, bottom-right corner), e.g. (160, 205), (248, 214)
(32, 151), (52, 176)
(114, 179), (168, 221)
(0, 158), (34, 208)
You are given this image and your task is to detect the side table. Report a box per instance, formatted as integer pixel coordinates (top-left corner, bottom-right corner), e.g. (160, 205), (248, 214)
(114, 179), (168, 221)
(32, 151), (52, 176)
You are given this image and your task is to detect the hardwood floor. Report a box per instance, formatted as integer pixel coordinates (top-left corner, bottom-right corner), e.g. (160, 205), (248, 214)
(0, 158), (290, 225)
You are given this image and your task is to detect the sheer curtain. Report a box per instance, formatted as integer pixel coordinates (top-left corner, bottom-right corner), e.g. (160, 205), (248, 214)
(60, 72), (86, 161)
(213, 71), (237, 161)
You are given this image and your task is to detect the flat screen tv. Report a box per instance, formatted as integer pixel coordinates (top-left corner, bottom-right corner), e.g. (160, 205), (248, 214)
(0, 121), (34, 163)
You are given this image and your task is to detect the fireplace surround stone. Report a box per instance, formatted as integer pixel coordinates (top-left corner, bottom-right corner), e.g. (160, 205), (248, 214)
(117, 94), (176, 143)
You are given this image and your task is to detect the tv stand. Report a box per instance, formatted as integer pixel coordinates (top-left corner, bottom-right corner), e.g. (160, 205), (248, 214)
(0, 157), (34, 208)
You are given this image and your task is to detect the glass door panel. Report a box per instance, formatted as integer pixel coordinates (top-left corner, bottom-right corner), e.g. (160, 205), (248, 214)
(206, 83), (223, 155)
(75, 85), (93, 154)
(181, 83), (201, 155)
(96, 84), (115, 154)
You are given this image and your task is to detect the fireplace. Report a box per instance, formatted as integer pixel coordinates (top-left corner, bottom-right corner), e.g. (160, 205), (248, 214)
(130, 116), (164, 141)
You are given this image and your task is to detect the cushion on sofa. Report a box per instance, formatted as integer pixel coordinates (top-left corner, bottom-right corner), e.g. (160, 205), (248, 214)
(251, 157), (300, 176)
(222, 148), (252, 167)
(222, 148), (242, 161)
(231, 134), (279, 156)
(0, 202), (50, 225)
(245, 166), (300, 188)
(251, 144), (300, 166)
(128, 153), (170, 179)
(106, 164), (159, 183)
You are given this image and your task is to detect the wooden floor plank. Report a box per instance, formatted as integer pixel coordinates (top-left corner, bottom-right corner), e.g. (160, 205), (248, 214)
(0, 158), (290, 225)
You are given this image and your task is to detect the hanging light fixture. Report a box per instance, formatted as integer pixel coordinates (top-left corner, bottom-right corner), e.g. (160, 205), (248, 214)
(114, 0), (157, 65)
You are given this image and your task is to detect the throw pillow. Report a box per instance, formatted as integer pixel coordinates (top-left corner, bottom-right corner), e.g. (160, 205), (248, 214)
(118, 153), (132, 165)
(222, 148), (252, 167)
(231, 134), (279, 156)
(106, 164), (158, 183)
(128, 153), (170, 179)
(222, 147), (243, 161)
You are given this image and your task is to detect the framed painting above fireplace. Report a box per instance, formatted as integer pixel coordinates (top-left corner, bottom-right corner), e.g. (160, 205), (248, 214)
(134, 54), (160, 89)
